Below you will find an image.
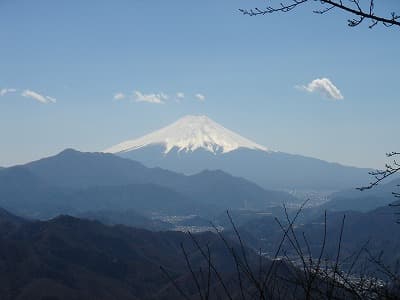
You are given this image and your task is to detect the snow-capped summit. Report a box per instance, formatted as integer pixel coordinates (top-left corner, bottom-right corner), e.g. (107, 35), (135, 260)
(104, 115), (268, 155)
(102, 115), (371, 191)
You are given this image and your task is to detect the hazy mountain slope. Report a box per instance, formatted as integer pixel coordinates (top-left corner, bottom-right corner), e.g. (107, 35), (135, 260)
(0, 167), (65, 218)
(27, 149), (297, 208)
(165, 169), (297, 209)
(0, 163), (206, 218)
(25, 149), (294, 208)
(68, 184), (211, 216)
(78, 209), (173, 231)
(0, 179), (210, 219)
(24, 148), (179, 188)
(322, 177), (400, 212)
(0, 165), (44, 188)
(124, 147), (372, 191)
(0, 206), (26, 226)
(0, 150), (295, 219)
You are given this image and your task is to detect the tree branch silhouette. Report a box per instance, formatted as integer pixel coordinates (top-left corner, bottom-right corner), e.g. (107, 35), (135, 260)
(161, 203), (400, 299)
(358, 152), (400, 191)
(240, 0), (400, 29)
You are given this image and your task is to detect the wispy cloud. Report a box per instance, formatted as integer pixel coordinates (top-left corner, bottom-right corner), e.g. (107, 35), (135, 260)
(176, 92), (185, 101)
(195, 93), (205, 101)
(113, 89), (206, 104)
(21, 90), (57, 104)
(134, 91), (167, 104)
(297, 78), (343, 100)
(0, 88), (17, 96)
(113, 92), (125, 100)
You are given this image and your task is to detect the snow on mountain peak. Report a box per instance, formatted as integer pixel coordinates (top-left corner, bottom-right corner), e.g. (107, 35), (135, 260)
(103, 115), (269, 154)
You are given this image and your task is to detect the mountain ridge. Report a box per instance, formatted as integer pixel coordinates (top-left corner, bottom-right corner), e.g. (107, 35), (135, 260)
(104, 115), (373, 191)
(0, 149), (296, 218)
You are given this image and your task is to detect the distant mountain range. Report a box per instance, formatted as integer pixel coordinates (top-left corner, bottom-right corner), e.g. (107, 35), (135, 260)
(0, 149), (296, 219)
(104, 115), (372, 191)
(322, 176), (400, 212)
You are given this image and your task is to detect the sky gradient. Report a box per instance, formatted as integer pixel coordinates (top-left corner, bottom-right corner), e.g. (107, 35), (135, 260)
(1, 0), (399, 168)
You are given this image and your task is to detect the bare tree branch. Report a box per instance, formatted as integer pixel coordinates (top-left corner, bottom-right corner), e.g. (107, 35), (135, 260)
(358, 152), (400, 191)
(240, 0), (400, 28)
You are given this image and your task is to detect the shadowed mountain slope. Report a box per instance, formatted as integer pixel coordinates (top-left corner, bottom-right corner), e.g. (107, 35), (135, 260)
(0, 208), (360, 300)
(0, 149), (296, 219)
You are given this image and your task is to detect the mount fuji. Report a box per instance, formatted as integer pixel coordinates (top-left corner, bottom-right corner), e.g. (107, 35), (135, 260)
(105, 115), (268, 155)
(104, 115), (372, 192)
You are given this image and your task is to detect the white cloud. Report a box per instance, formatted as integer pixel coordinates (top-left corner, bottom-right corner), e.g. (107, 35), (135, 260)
(0, 88), (17, 96)
(134, 91), (166, 104)
(298, 78), (343, 100)
(21, 90), (57, 104)
(45, 96), (57, 103)
(195, 93), (205, 101)
(175, 92), (185, 102)
(160, 92), (169, 101)
(113, 92), (125, 100)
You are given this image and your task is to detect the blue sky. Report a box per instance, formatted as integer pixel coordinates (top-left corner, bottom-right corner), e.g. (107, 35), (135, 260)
(0, 0), (399, 168)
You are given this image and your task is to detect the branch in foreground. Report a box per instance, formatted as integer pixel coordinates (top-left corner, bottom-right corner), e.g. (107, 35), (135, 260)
(240, 0), (400, 28)
(358, 152), (400, 191)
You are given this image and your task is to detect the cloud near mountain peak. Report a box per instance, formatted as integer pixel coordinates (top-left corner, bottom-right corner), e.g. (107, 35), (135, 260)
(298, 78), (344, 100)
